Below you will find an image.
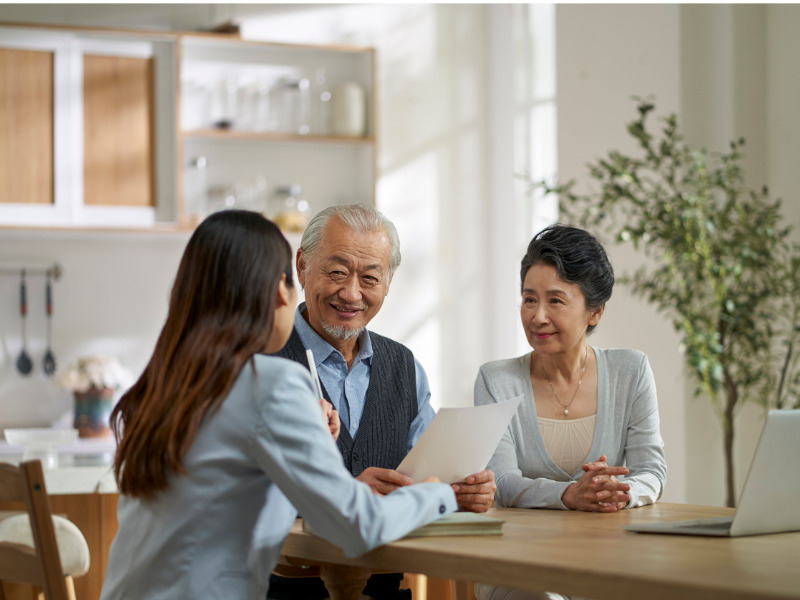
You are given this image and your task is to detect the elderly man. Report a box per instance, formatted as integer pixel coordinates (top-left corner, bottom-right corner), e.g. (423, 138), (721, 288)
(268, 204), (495, 600)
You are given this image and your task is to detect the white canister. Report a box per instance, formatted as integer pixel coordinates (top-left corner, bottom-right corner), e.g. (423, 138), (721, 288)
(331, 82), (367, 137)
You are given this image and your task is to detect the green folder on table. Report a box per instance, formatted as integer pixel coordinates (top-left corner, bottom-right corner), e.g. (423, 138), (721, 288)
(303, 511), (504, 539)
(404, 512), (505, 538)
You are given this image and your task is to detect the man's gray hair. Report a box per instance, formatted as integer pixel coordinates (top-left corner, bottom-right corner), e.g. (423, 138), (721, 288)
(299, 204), (402, 276)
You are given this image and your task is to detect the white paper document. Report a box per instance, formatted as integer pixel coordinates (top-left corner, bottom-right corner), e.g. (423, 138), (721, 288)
(397, 396), (522, 484)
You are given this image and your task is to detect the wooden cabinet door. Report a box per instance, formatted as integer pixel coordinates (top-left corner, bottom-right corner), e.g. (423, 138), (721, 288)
(0, 47), (54, 206)
(83, 54), (155, 208)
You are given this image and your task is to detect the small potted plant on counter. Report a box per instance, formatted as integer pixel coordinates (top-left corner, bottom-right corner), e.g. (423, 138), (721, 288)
(59, 356), (132, 438)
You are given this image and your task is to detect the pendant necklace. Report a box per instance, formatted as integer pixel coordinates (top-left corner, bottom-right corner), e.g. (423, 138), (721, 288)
(540, 346), (588, 417)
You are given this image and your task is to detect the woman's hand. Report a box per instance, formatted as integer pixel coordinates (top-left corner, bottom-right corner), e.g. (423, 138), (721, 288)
(582, 454), (630, 510)
(562, 454), (631, 512)
(320, 399), (341, 441)
(356, 467), (413, 495)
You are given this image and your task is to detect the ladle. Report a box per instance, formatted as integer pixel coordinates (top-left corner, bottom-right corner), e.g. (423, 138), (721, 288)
(43, 273), (56, 376)
(16, 270), (33, 375)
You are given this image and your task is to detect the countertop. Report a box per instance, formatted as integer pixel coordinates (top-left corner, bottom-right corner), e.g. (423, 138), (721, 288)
(0, 436), (118, 494)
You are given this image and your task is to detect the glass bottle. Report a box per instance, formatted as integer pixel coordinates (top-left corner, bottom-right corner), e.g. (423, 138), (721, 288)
(254, 81), (273, 132)
(310, 67), (332, 136)
(279, 78), (311, 135)
(185, 156), (207, 225)
(211, 79), (237, 129)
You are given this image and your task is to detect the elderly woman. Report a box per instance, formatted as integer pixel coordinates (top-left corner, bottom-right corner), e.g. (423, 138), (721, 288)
(474, 225), (666, 600)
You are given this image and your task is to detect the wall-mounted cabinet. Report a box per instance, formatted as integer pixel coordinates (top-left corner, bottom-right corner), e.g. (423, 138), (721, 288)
(0, 25), (177, 229)
(0, 24), (376, 232)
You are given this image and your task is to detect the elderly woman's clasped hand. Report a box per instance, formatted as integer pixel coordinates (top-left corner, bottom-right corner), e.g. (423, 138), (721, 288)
(561, 454), (631, 512)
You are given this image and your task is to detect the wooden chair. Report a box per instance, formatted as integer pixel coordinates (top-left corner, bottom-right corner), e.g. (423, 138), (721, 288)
(0, 460), (90, 600)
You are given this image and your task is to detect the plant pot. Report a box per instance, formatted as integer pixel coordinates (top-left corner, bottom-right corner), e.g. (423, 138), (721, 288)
(73, 387), (115, 438)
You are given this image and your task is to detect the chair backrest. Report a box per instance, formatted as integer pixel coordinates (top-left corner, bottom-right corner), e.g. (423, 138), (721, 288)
(0, 460), (69, 600)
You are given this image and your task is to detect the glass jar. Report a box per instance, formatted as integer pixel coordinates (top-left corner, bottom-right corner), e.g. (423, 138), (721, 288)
(278, 78), (311, 135)
(181, 79), (212, 130)
(269, 185), (310, 232)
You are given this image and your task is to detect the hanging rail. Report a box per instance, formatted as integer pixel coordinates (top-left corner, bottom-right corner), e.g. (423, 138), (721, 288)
(0, 263), (62, 281)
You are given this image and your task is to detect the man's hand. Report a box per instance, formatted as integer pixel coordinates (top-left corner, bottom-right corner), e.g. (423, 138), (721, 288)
(356, 467), (413, 495)
(451, 469), (496, 513)
(319, 399), (341, 441)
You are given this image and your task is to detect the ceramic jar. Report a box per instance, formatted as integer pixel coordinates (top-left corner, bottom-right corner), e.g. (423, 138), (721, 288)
(331, 82), (366, 137)
(73, 387), (115, 438)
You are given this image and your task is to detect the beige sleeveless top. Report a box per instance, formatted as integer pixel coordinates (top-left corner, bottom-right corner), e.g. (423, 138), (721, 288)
(537, 414), (597, 474)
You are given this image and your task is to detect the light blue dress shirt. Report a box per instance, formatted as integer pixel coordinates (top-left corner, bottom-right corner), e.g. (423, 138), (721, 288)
(100, 355), (456, 600)
(294, 303), (435, 451)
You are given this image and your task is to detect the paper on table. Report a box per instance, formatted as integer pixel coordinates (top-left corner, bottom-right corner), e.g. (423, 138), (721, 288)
(397, 396), (522, 484)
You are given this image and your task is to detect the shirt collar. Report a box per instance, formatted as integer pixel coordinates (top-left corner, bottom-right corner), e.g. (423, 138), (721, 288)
(294, 302), (373, 367)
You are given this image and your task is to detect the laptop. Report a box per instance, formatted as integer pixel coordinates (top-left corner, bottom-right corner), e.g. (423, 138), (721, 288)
(625, 409), (800, 537)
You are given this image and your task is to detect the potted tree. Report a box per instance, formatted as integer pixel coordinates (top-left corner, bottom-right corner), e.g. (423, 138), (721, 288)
(535, 100), (800, 507)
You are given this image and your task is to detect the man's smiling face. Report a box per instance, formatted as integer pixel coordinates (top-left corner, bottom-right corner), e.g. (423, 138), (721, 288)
(297, 217), (392, 351)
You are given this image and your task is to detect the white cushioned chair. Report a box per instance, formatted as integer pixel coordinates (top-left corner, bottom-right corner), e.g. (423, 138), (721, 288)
(0, 460), (90, 600)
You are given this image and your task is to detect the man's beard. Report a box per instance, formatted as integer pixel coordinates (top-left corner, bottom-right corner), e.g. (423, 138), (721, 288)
(321, 320), (365, 341)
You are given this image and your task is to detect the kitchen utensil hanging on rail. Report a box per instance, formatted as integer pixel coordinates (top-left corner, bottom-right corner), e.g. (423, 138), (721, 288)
(43, 273), (56, 376)
(16, 269), (33, 375)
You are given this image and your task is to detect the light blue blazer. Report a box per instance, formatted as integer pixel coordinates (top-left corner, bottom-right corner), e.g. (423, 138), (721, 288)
(101, 354), (456, 600)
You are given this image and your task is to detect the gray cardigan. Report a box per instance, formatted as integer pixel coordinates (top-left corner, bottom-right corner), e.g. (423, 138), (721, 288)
(474, 347), (666, 510)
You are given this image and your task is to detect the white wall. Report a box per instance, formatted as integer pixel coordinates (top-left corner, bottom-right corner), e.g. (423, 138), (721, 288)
(679, 4), (800, 506)
(555, 4), (686, 503)
(0, 231), (189, 427)
(766, 4), (800, 235)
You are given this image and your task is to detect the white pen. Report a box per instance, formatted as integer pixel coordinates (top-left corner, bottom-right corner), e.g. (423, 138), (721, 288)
(305, 349), (325, 400)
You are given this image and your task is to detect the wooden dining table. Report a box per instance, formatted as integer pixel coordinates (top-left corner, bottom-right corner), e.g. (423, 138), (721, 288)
(280, 502), (800, 600)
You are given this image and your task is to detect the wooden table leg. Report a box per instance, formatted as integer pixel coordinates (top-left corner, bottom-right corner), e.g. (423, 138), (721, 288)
(319, 564), (371, 600)
(454, 580), (472, 600)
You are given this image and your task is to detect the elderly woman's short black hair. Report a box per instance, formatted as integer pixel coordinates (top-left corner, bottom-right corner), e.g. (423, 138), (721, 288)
(521, 225), (614, 329)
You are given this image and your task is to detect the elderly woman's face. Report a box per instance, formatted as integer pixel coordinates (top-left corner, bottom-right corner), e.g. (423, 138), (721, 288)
(520, 264), (602, 354)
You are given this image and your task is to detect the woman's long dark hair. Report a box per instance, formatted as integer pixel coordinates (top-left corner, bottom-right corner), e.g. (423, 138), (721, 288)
(111, 210), (293, 499)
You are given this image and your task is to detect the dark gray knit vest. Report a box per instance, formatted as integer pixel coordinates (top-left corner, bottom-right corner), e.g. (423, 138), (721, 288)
(274, 328), (418, 476)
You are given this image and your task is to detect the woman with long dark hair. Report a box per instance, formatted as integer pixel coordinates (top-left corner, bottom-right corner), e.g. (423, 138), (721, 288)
(101, 210), (456, 599)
